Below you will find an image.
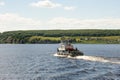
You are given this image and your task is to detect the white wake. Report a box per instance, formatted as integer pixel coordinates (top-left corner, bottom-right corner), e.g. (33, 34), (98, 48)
(54, 54), (120, 64)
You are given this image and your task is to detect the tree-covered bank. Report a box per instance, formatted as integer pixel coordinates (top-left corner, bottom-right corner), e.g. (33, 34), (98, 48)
(0, 30), (120, 44)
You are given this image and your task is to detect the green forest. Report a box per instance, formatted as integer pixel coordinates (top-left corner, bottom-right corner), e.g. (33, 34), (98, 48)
(0, 29), (120, 44)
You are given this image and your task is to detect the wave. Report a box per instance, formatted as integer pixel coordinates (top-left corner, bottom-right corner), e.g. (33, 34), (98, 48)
(54, 54), (120, 64)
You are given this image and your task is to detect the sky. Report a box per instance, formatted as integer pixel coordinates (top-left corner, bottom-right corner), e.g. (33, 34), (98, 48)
(0, 0), (120, 32)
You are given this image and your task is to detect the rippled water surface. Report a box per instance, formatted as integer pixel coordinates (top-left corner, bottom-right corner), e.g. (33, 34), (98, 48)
(0, 44), (120, 80)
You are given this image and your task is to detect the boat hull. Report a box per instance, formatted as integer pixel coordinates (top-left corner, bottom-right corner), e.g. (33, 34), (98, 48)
(56, 50), (84, 57)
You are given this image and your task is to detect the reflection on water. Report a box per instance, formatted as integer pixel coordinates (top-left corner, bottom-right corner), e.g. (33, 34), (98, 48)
(0, 44), (120, 80)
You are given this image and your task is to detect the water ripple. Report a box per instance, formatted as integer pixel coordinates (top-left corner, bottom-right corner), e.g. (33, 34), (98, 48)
(0, 44), (120, 80)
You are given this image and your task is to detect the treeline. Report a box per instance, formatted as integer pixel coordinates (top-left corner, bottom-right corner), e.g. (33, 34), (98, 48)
(0, 29), (120, 44)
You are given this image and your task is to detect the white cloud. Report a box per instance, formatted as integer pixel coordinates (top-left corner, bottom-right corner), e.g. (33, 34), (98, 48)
(30, 0), (61, 8)
(64, 6), (76, 10)
(48, 17), (120, 29)
(0, 1), (5, 6)
(0, 13), (42, 32)
(30, 0), (75, 11)
(0, 13), (120, 32)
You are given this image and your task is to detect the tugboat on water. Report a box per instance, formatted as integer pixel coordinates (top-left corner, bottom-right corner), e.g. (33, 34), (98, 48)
(56, 37), (84, 57)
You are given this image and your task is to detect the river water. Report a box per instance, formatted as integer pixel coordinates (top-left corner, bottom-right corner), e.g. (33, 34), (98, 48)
(0, 44), (120, 80)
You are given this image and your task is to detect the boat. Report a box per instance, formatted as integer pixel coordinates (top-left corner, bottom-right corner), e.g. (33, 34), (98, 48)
(56, 37), (84, 57)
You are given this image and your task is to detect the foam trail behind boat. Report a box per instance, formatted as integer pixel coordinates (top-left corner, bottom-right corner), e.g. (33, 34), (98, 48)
(76, 56), (120, 64)
(54, 54), (120, 64)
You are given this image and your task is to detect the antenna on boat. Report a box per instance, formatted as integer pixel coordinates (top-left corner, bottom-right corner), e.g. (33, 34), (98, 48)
(61, 37), (65, 44)
(61, 36), (71, 45)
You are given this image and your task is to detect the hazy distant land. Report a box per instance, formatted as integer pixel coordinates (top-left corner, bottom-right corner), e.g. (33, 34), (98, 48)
(0, 29), (120, 44)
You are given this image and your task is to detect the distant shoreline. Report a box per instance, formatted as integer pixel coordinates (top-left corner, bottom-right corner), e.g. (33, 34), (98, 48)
(0, 29), (120, 44)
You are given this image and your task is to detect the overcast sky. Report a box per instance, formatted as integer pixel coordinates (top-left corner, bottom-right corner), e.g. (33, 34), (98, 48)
(0, 0), (120, 32)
